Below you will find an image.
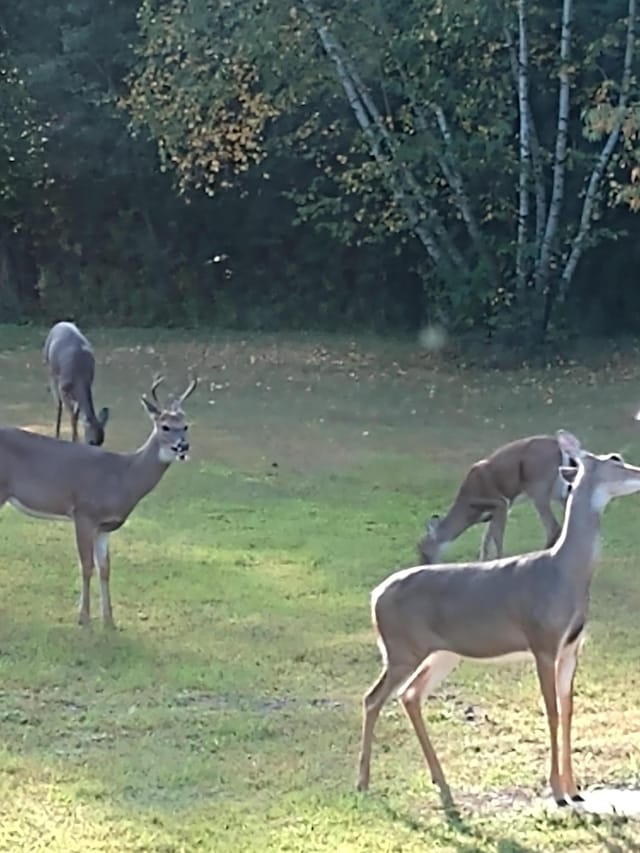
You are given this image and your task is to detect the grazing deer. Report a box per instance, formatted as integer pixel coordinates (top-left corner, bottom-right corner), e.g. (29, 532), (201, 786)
(44, 321), (109, 446)
(357, 430), (640, 808)
(418, 433), (579, 563)
(0, 376), (196, 628)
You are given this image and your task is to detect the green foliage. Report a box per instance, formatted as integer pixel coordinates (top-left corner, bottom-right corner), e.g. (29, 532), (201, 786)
(123, 0), (640, 336)
(125, 0), (279, 196)
(2, 0), (640, 335)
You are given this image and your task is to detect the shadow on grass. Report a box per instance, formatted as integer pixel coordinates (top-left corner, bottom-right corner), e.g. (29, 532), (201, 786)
(364, 793), (542, 853)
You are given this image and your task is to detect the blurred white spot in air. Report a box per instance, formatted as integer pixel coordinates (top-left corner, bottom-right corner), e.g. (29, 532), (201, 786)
(418, 325), (447, 352)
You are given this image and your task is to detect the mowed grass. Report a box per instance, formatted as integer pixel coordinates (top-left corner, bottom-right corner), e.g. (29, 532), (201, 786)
(2, 327), (640, 851)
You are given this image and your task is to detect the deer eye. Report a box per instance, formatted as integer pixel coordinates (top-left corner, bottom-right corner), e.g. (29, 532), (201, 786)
(610, 453), (623, 463)
(161, 424), (170, 432)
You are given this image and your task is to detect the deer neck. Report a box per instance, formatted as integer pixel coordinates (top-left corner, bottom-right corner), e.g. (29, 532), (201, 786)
(437, 501), (476, 547)
(76, 384), (98, 427)
(550, 475), (603, 584)
(126, 431), (172, 506)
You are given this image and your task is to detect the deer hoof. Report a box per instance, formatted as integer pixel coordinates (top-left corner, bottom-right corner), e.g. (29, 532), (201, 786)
(555, 797), (569, 807)
(570, 793), (585, 803)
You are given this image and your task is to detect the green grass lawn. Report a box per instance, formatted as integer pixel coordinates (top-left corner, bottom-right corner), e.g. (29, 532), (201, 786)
(2, 326), (640, 851)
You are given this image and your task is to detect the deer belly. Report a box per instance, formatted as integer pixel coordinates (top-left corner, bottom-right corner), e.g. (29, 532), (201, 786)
(464, 650), (534, 665)
(8, 497), (71, 522)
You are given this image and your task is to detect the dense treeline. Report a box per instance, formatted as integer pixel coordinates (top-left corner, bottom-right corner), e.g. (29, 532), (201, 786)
(1, 0), (640, 340)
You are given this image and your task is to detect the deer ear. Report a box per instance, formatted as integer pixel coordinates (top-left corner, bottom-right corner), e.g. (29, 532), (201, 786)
(556, 429), (584, 459)
(426, 514), (440, 536)
(559, 465), (579, 484)
(141, 396), (161, 418)
(98, 407), (109, 427)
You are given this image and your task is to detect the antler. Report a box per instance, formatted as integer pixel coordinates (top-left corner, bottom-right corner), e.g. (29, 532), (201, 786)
(177, 376), (198, 406)
(149, 375), (165, 406)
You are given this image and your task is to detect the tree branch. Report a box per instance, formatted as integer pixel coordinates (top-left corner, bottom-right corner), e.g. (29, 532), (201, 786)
(412, 103), (497, 280)
(299, 0), (468, 277)
(559, 0), (637, 299)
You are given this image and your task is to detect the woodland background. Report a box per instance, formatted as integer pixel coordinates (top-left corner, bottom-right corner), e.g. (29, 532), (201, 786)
(2, 0), (640, 346)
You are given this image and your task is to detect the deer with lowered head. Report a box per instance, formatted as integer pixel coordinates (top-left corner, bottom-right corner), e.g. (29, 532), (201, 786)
(0, 376), (196, 628)
(358, 429), (640, 808)
(418, 432), (578, 564)
(44, 321), (109, 446)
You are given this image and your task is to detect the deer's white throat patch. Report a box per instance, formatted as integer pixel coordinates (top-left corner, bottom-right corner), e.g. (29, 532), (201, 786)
(590, 485), (612, 513)
(158, 445), (176, 463)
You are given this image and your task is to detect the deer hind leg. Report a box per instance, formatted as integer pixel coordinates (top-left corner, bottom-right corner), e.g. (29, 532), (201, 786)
(357, 656), (417, 792)
(529, 488), (562, 548)
(75, 517), (96, 626)
(399, 651), (460, 808)
(556, 634), (583, 803)
(535, 652), (565, 805)
(93, 532), (115, 629)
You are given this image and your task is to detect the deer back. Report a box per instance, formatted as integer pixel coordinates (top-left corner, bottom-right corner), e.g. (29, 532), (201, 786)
(44, 322), (95, 391)
(480, 435), (561, 501)
(44, 322), (109, 445)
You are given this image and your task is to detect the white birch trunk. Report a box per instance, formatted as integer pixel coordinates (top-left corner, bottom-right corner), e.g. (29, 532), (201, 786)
(515, 0), (531, 293)
(504, 24), (547, 251)
(534, 0), (573, 292)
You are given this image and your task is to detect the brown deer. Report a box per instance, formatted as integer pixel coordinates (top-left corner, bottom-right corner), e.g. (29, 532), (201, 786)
(44, 321), (109, 445)
(358, 430), (640, 807)
(418, 432), (579, 563)
(0, 376), (196, 627)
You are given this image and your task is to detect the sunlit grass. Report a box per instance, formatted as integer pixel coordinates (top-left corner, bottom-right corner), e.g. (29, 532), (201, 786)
(1, 327), (640, 850)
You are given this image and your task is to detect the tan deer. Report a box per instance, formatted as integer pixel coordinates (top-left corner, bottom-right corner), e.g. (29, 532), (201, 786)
(44, 321), (109, 445)
(0, 376), (196, 628)
(418, 432), (579, 563)
(358, 430), (640, 808)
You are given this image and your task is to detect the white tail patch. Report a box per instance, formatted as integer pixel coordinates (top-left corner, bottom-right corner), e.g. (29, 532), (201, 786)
(376, 635), (388, 666)
(554, 448), (574, 501)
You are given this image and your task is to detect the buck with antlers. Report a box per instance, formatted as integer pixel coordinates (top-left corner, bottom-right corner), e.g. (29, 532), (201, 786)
(358, 430), (640, 807)
(418, 432), (578, 563)
(0, 376), (196, 628)
(44, 321), (110, 446)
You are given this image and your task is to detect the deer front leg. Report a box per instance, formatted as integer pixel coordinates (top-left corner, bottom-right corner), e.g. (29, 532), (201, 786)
(556, 638), (583, 802)
(535, 652), (564, 805)
(93, 532), (115, 629)
(75, 517), (96, 626)
(70, 403), (80, 442)
(55, 398), (63, 439)
(475, 499), (508, 560)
